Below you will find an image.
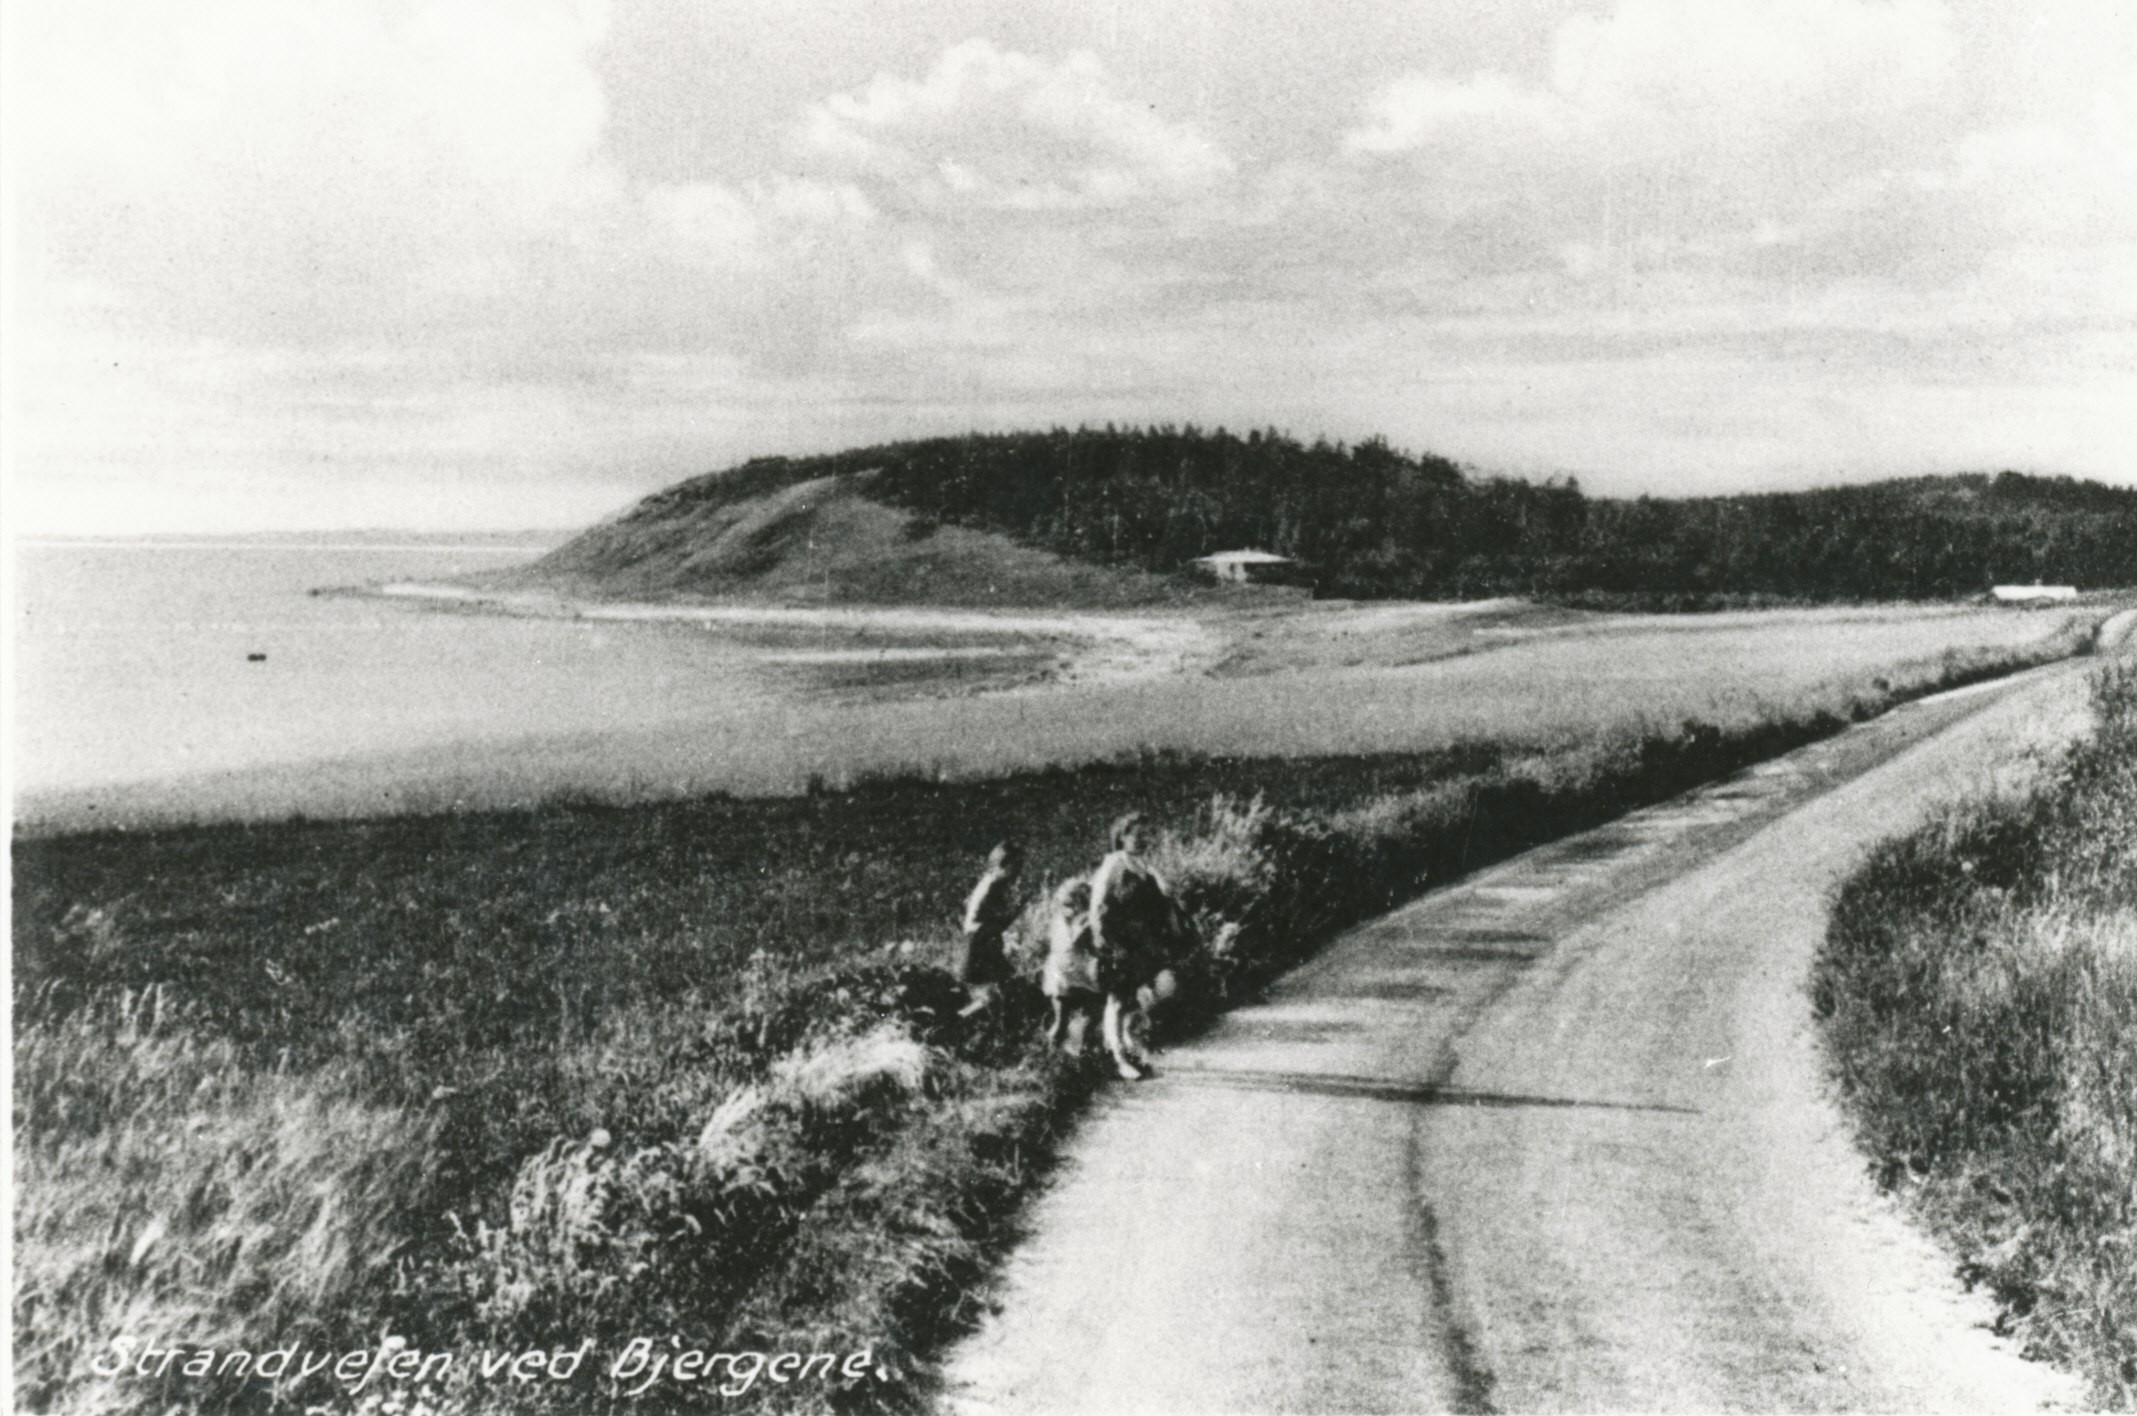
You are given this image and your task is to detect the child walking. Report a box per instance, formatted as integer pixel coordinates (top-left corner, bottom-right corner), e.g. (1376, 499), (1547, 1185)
(958, 841), (1025, 1016)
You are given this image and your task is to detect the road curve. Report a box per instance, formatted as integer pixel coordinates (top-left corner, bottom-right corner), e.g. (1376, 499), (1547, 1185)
(940, 657), (2112, 1414)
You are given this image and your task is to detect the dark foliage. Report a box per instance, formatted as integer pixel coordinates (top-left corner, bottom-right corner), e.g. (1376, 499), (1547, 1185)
(545, 428), (2137, 601)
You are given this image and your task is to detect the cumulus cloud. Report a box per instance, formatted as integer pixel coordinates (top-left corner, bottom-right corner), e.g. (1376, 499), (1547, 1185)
(9, 0), (2133, 531)
(1336, 0), (1978, 282)
(800, 39), (1233, 210)
(13, 0), (619, 340)
(9, 0), (912, 412)
(7, 0), (925, 529)
(1344, 72), (1566, 158)
(1951, 98), (2137, 248)
(642, 176), (875, 272)
(1348, 0), (1957, 164)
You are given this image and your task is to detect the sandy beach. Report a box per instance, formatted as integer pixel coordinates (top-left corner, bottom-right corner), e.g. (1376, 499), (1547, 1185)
(367, 580), (1230, 683)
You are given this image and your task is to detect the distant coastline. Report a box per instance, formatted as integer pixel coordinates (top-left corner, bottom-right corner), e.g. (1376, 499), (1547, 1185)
(20, 531), (563, 554)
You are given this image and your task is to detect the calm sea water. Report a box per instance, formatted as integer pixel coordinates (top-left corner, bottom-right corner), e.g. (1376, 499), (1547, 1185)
(11, 540), (804, 799)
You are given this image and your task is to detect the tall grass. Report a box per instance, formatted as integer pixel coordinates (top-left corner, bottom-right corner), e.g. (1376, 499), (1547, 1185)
(12, 637), (2096, 1413)
(1815, 661), (2137, 1407)
(13, 987), (431, 1413)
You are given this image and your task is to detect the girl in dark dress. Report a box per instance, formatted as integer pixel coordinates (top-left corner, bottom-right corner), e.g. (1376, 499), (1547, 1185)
(958, 841), (1024, 1016)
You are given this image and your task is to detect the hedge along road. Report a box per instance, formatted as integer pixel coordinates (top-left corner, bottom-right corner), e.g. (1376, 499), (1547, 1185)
(941, 625), (2137, 1415)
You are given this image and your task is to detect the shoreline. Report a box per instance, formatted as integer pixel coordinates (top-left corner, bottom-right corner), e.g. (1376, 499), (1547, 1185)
(353, 580), (1228, 684)
(15, 601), (2116, 839)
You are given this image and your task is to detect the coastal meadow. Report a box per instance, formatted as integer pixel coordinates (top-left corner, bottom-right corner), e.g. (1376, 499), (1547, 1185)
(12, 604), (2108, 1412)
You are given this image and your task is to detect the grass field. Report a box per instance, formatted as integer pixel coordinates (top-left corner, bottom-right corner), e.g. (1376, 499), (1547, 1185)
(1815, 660), (2137, 1408)
(11, 602), (2109, 1413)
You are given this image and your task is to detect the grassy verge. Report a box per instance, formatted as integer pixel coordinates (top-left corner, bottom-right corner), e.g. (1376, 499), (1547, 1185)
(1814, 660), (2137, 1407)
(12, 628), (2093, 1414)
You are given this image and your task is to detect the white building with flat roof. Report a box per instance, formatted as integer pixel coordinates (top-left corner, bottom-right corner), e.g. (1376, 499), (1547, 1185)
(1189, 549), (1310, 587)
(1991, 584), (2078, 603)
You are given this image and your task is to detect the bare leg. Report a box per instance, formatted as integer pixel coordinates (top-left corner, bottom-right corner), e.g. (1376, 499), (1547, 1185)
(1050, 991), (1099, 1056)
(1102, 994), (1148, 1080)
(1118, 996), (1154, 1075)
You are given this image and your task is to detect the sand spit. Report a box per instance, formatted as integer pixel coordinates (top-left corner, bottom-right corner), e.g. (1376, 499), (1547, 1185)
(364, 582), (1227, 684)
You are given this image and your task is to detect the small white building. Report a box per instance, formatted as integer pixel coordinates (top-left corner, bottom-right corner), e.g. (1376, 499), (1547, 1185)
(1991, 583), (2079, 604)
(1189, 549), (1311, 588)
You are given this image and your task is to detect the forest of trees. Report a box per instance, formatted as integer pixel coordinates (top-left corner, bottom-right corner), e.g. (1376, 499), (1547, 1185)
(628, 426), (2137, 603)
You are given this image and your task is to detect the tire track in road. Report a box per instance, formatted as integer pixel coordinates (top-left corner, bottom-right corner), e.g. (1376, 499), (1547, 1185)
(939, 657), (2102, 1414)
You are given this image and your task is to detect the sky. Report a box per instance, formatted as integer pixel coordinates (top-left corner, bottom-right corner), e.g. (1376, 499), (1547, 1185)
(5, 0), (2135, 533)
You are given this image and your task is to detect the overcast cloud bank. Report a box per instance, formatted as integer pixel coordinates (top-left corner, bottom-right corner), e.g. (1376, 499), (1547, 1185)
(8, 0), (2134, 531)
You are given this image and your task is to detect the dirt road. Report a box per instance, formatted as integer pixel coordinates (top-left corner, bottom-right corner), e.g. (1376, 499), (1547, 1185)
(941, 658), (2113, 1414)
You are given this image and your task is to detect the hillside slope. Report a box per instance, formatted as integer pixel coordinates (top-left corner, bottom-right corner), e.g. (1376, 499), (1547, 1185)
(497, 469), (1219, 608)
(513, 428), (2137, 605)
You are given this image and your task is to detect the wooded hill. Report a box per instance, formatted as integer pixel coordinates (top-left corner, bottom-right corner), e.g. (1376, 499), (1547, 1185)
(532, 427), (2137, 604)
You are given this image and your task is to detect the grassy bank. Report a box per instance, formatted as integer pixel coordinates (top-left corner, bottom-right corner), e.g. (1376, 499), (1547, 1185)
(12, 630), (2093, 1414)
(1814, 661), (2137, 1407)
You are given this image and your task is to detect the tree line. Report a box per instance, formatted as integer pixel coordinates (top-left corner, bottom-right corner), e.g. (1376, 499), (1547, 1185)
(632, 426), (2137, 602)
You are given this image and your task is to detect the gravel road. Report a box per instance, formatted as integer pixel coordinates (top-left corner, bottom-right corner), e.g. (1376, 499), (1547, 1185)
(941, 656), (2114, 1414)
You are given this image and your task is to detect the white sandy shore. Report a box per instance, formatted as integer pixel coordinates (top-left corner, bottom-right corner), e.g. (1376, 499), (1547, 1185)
(369, 581), (1227, 683)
